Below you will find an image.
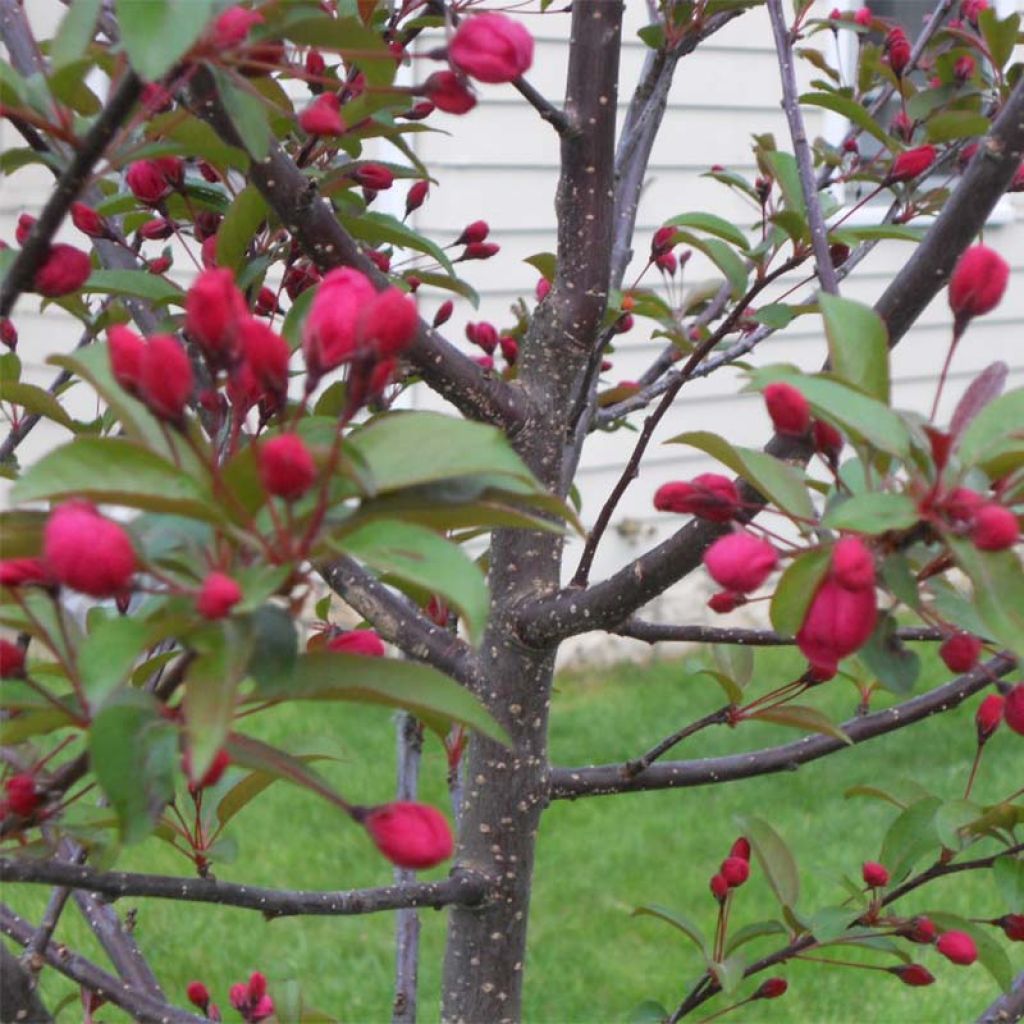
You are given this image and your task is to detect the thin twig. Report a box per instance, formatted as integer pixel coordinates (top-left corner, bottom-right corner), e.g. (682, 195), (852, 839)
(623, 707), (731, 778)
(616, 620), (944, 646)
(512, 77), (571, 135)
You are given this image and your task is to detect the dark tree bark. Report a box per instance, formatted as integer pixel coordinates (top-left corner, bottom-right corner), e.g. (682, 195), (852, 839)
(0, 945), (53, 1024)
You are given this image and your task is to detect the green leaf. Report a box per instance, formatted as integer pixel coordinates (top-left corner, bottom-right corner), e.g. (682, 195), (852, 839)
(810, 906), (858, 943)
(52, 0), (101, 68)
(880, 797), (941, 878)
(711, 644), (754, 689)
(858, 614), (920, 695)
(956, 388), (1024, 468)
(347, 412), (540, 495)
(216, 185), (269, 272)
(993, 855), (1024, 913)
(246, 604), (299, 689)
(665, 431), (815, 521)
(829, 224), (925, 245)
(632, 905), (709, 959)
(11, 437), (221, 522)
(736, 815), (799, 910)
(844, 778), (932, 810)
(979, 9), (1020, 71)
(185, 623), (254, 782)
(336, 520), (489, 644)
(412, 271), (479, 309)
(282, 14), (397, 87)
(523, 252), (556, 281)
(925, 110), (990, 143)
(257, 652), (511, 747)
(748, 704), (852, 745)
(672, 232), (748, 297)
(664, 212), (749, 250)
(78, 616), (150, 709)
(116, 0), (216, 80)
(762, 150), (805, 216)
(340, 211), (454, 277)
(84, 269), (185, 305)
(89, 690), (177, 844)
(713, 954), (747, 996)
(724, 919), (787, 955)
(800, 91), (896, 149)
(748, 369), (911, 459)
(211, 68), (271, 163)
(1, 708), (76, 745)
(821, 492), (919, 534)
(0, 380), (75, 430)
(948, 541), (1024, 660)
(636, 24), (666, 50)
(819, 294), (889, 402)
(753, 304), (796, 329)
(933, 799), (982, 851)
(770, 548), (830, 635)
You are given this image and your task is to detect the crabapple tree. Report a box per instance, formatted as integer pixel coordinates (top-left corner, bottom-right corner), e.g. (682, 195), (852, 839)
(0, 2), (1023, 1023)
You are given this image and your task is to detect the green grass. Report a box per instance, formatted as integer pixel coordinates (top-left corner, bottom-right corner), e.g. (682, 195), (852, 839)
(5, 646), (1021, 1022)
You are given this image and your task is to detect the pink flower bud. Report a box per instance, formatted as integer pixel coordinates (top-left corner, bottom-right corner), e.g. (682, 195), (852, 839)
(247, 972), (267, 1002)
(889, 145), (936, 183)
(3, 773), (39, 815)
(353, 163), (394, 191)
(15, 213), (35, 245)
(975, 693), (1003, 743)
(499, 336), (518, 364)
(1004, 684), (1024, 736)
(754, 978), (788, 1000)
(186, 981), (210, 1009)
(853, 7), (872, 26)
(708, 591), (745, 614)
(949, 246), (1010, 322)
(862, 861), (889, 887)
(536, 277), (551, 301)
(433, 300), (453, 328)
(361, 801), (454, 869)
(187, 749), (230, 792)
(962, 0), (988, 23)
(406, 180), (429, 217)
(126, 160), (175, 204)
(936, 930), (977, 965)
(423, 71), (477, 115)
(885, 28), (911, 75)
(44, 502), (136, 597)
(139, 218), (175, 240)
(448, 13), (533, 84)
(970, 504), (1018, 551)
(34, 244), (91, 297)
(328, 629), (386, 657)
(940, 633), (982, 674)
(710, 873), (729, 901)
(651, 226), (676, 257)
(891, 964), (935, 986)
(306, 48), (326, 79)
(796, 578), (877, 677)
(466, 321), (498, 353)
(764, 381), (810, 436)
(0, 318), (16, 351)
(905, 916), (937, 944)
(997, 914), (1024, 941)
(108, 324), (147, 395)
(720, 856), (750, 887)
(140, 335), (194, 423)
(186, 268), (248, 364)
(259, 435), (317, 501)
(70, 202), (107, 239)
(359, 287), (419, 357)
(462, 241), (500, 261)
(299, 93), (345, 136)
(238, 317), (290, 398)
(197, 572), (243, 620)
(0, 558), (51, 589)
(302, 267), (377, 375)
(831, 536), (875, 591)
(653, 474), (740, 522)
(730, 837), (751, 861)
(812, 419), (843, 461)
(703, 532), (778, 593)
(0, 639), (26, 679)
(400, 101), (435, 121)
(212, 6), (264, 48)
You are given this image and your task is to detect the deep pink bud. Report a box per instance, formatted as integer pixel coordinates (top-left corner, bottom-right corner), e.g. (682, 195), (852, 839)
(1003, 684), (1024, 736)
(362, 801), (454, 869)
(720, 856), (750, 887)
(0, 318), (16, 350)
(831, 537), (875, 591)
(962, 0), (989, 22)
(186, 749), (230, 792)
(812, 419), (843, 461)
(247, 972), (267, 1002)
(651, 225), (676, 256)
(655, 251), (678, 275)
(139, 218), (175, 240)
(710, 873), (729, 901)
(653, 474), (740, 522)
(212, 6), (264, 47)
(359, 287), (419, 357)
(186, 981), (210, 1009)
(936, 930), (977, 965)
(940, 633), (982, 674)
(197, 572), (243, 620)
(853, 7), (872, 26)
(891, 964), (935, 987)
(0, 639), (26, 678)
(15, 213), (35, 245)
(889, 145), (936, 183)
(975, 693), (1004, 743)
(449, 13), (533, 84)
(328, 629), (386, 658)
(954, 55), (976, 82)
(885, 28), (911, 75)
(302, 267), (377, 375)
(34, 244), (91, 297)
(466, 321), (498, 353)
(703, 532), (778, 593)
(536, 278), (551, 301)
(353, 163), (394, 191)
(949, 246), (1010, 321)
(499, 336), (518, 364)
(462, 241), (500, 261)
(730, 837), (751, 861)
(255, 286), (280, 317)
(796, 578), (877, 676)
(456, 220), (490, 246)
(186, 268), (248, 363)
(708, 591), (745, 614)
(126, 160), (174, 204)
(764, 382), (810, 435)
(423, 71), (477, 115)
(306, 48), (326, 78)
(433, 300), (453, 328)
(970, 504), (1019, 551)
(44, 502), (136, 597)
(229, 984), (248, 1011)
(862, 861), (889, 887)
(4, 773), (39, 815)
(0, 558), (51, 589)
(107, 324), (147, 395)
(299, 93), (345, 136)
(70, 202), (107, 239)
(406, 180), (429, 217)
(400, 101), (435, 121)
(997, 914), (1024, 941)
(259, 435), (317, 501)
(754, 978), (788, 1000)
(905, 916), (937, 944)
(239, 318), (290, 397)
(140, 335), (194, 423)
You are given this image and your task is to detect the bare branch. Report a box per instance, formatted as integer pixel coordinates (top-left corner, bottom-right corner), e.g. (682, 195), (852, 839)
(186, 68), (526, 434)
(767, 0), (839, 295)
(0, 944), (54, 1024)
(548, 654), (1016, 799)
(0, 859), (489, 919)
(0, 70), (142, 318)
(976, 971), (1024, 1024)
(616, 619), (944, 646)
(0, 904), (204, 1024)
(512, 77), (570, 135)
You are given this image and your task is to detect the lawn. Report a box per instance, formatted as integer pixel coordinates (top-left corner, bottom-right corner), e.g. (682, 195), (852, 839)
(5, 644), (1021, 1022)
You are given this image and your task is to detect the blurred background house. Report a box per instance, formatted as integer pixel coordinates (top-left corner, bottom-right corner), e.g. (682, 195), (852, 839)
(3, 2), (1021, 662)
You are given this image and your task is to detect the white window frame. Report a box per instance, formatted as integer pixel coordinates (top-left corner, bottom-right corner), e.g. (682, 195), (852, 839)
(823, 0), (1018, 226)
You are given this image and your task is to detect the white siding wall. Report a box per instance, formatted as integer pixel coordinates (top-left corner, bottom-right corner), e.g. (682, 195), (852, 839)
(2, 3), (1022, 661)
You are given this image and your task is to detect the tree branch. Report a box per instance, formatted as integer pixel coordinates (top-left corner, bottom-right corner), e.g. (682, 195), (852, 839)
(0, 70), (142, 319)
(319, 556), (483, 691)
(548, 654), (1015, 799)
(512, 77), (570, 135)
(0, 944), (53, 1024)
(186, 67), (526, 434)
(766, 0), (839, 296)
(0, 904), (204, 1024)
(0, 860), (490, 919)
(615, 619), (944, 646)
(977, 971), (1024, 1024)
